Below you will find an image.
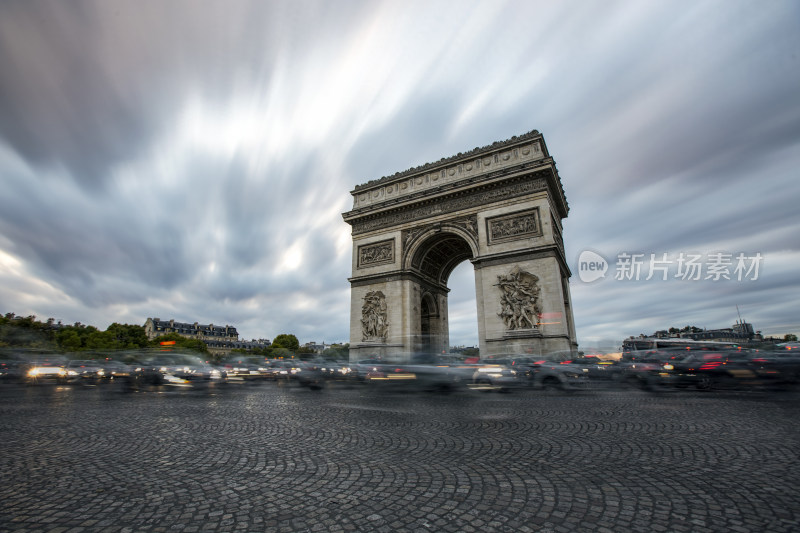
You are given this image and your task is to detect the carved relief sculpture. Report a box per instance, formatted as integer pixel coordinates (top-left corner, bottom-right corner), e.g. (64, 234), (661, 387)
(358, 240), (394, 268)
(351, 177), (548, 234)
(496, 267), (541, 330)
(453, 215), (479, 240)
(361, 291), (389, 341)
(487, 209), (541, 245)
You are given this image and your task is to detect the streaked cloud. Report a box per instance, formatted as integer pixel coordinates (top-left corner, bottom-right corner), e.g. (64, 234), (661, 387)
(0, 0), (798, 347)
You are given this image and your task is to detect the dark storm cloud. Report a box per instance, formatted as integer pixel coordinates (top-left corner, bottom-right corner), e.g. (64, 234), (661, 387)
(1, 0), (797, 344)
(0, 154), (192, 305)
(0, 2), (167, 186)
(0, 0), (368, 187)
(543, 1), (800, 196)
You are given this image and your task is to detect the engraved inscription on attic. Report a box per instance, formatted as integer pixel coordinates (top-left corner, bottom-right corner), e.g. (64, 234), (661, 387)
(351, 176), (548, 235)
(486, 208), (542, 245)
(358, 240), (394, 268)
(351, 132), (545, 210)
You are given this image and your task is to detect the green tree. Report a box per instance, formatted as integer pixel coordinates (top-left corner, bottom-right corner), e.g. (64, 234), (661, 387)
(297, 345), (317, 356)
(85, 330), (117, 351)
(785, 334), (798, 342)
(0, 314), (55, 348)
(271, 334), (299, 351)
(57, 329), (82, 351)
(322, 344), (350, 361)
(149, 333), (209, 354)
(270, 347), (294, 359)
(106, 323), (149, 349)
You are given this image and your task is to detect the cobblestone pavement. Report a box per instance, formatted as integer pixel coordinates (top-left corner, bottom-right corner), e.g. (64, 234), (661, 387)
(1, 381), (798, 532)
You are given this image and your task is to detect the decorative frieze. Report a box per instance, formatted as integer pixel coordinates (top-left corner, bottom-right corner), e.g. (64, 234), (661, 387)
(486, 208), (542, 245)
(357, 240), (394, 268)
(351, 175), (548, 235)
(351, 133), (546, 210)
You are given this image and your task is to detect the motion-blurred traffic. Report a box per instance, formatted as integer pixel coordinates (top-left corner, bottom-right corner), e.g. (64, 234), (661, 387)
(2, 344), (799, 395)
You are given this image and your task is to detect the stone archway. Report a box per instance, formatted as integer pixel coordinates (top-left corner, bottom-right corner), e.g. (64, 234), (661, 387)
(343, 130), (577, 362)
(404, 228), (477, 354)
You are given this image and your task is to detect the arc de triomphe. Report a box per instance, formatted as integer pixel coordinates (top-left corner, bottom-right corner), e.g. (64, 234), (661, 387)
(342, 130), (577, 362)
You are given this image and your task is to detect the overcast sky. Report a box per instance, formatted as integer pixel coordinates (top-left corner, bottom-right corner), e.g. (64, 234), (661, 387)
(1, 1), (798, 349)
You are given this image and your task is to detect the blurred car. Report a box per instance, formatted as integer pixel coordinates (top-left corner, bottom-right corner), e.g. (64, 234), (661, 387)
(59, 359), (106, 384)
(470, 360), (520, 391)
(351, 358), (386, 381)
(526, 358), (591, 391)
(130, 353), (224, 389)
(270, 360), (303, 380)
(257, 360), (288, 380)
(478, 353), (591, 391)
(292, 361), (326, 389)
(317, 361), (352, 380)
(615, 350), (689, 390)
(752, 351), (800, 385)
(100, 360), (132, 381)
(362, 353), (475, 392)
(660, 350), (796, 391)
(217, 356), (269, 383)
(0, 359), (24, 384)
(568, 357), (621, 382)
(22, 356), (68, 384)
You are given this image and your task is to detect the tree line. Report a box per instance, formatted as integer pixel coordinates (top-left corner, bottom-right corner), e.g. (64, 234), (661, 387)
(0, 313), (154, 353)
(0, 313), (349, 361)
(233, 333), (350, 361)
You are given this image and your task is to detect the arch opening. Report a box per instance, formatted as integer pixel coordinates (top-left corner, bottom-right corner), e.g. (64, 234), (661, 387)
(446, 260), (478, 349)
(409, 232), (476, 354)
(411, 232), (473, 287)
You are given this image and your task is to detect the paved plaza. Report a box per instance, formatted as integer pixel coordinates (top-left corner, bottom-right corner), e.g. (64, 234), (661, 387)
(1, 382), (798, 532)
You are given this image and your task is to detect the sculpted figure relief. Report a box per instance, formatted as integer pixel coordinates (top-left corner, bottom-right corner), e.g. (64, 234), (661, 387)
(490, 214), (537, 240)
(359, 241), (393, 266)
(361, 291), (389, 341)
(496, 267), (541, 330)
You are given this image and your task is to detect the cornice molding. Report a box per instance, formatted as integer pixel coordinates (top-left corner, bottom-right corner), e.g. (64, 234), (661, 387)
(346, 171), (553, 235)
(352, 130), (545, 192)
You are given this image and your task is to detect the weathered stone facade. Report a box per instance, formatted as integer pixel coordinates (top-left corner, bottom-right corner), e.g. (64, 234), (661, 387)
(342, 131), (577, 361)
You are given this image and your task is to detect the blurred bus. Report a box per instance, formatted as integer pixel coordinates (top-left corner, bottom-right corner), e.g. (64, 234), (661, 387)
(622, 338), (741, 357)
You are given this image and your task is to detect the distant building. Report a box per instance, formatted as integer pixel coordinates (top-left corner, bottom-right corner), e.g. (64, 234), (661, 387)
(302, 342), (336, 354)
(143, 317), (270, 357)
(449, 346), (480, 354)
(641, 321), (759, 344)
(679, 322), (756, 343)
(144, 318), (239, 342)
(206, 338), (272, 353)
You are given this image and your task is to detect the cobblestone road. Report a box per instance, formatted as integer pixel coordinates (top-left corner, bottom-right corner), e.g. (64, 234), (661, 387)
(1, 382), (798, 532)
